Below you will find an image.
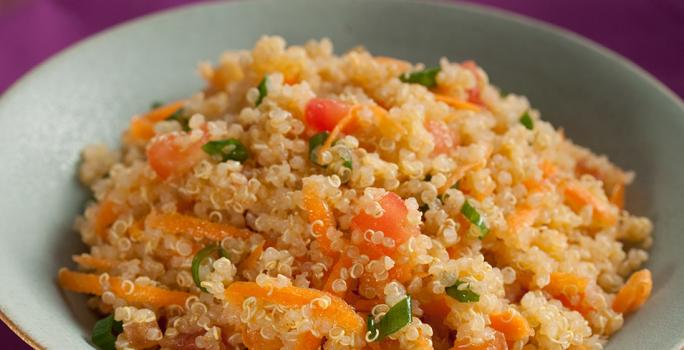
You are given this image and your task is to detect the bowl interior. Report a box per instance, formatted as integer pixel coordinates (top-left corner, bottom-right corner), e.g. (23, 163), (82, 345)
(1, 0), (683, 349)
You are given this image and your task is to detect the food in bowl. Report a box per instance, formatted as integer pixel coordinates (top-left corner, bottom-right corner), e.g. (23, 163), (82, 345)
(58, 36), (653, 350)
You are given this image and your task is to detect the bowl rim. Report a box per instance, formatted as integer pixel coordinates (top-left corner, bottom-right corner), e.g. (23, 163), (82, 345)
(1, 0), (682, 348)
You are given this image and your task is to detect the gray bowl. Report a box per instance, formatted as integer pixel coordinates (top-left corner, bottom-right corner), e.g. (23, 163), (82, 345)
(1, 0), (682, 349)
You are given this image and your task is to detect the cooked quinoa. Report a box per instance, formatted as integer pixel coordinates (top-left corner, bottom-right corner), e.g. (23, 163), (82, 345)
(59, 36), (654, 350)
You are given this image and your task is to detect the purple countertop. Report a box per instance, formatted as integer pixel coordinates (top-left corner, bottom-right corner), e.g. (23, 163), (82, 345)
(1, 0), (683, 348)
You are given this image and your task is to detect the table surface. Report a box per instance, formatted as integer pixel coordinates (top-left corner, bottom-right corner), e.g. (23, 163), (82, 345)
(1, 0), (683, 348)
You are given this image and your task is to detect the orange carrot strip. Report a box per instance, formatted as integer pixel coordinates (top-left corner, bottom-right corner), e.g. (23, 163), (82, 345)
(323, 254), (353, 297)
(370, 105), (408, 138)
(489, 310), (531, 343)
(238, 241), (265, 272)
(374, 56), (412, 72)
(612, 269), (652, 314)
(129, 101), (185, 141)
(610, 182), (625, 209)
(435, 94), (482, 112)
(58, 269), (191, 308)
(241, 327), (282, 350)
(302, 181), (338, 257)
(224, 282), (364, 336)
(544, 272), (594, 315)
(506, 206), (538, 233)
(451, 330), (507, 350)
(564, 182), (618, 227)
(294, 331), (321, 350)
(319, 105), (361, 155)
(146, 212), (251, 241)
(94, 199), (121, 238)
(72, 254), (114, 271)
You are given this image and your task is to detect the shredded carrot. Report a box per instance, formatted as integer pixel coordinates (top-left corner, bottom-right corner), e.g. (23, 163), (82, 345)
(370, 104), (408, 138)
(564, 182), (618, 227)
(610, 181), (625, 209)
(128, 220), (145, 242)
(506, 205), (538, 233)
(323, 255), (353, 297)
(451, 330), (507, 350)
(146, 212), (251, 241)
(72, 254), (113, 271)
(374, 56), (412, 72)
(58, 269), (191, 308)
(319, 105), (361, 155)
(94, 199), (121, 238)
(421, 295), (451, 336)
(302, 181), (338, 257)
(544, 272), (594, 315)
(241, 327), (282, 350)
(489, 310), (531, 344)
(435, 94), (482, 112)
(224, 282), (364, 336)
(440, 158), (488, 194)
(294, 331), (321, 350)
(129, 101), (185, 141)
(347, 294), (382, 313)
(540, 160), (557, 178)
(238, 241), (265, 272)
(612, 269), (652, 314)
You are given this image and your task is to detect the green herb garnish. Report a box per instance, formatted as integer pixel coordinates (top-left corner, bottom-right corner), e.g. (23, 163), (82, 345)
(446, 280), (480, 303)
(150, 101), (164, 110)
(191, 245), (230, 293)
(342, 159), (353, 170)
(520, 111), (534, 130)
(460, 200), (489, 238)
(399, 67), (441, 88)
(166, 108), (190, 131)
(367, 296), (412, 341)
(202, 139), (249, 163)
(308, 132), (329, 165)
(255, 76), (268, 106)
(92, 314), (123, 350)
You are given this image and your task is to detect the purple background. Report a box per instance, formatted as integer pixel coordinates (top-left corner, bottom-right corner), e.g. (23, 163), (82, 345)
(0, 0), (683, 348)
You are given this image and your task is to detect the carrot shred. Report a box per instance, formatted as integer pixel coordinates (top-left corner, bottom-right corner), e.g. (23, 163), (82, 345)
(346, 294), (382, 313)
(72, 254), (114, 271)
(612, 269), (652, 314)
(564, 182), (618, 227)
(506, 206), (538, 233)
(440, 156), (489, 195)
(451, 330), (507, 350)
(94, 200), (121, 238)
(146, 212), (251, 241)
(435, 94), (482, 112)
(294, 331), (321, 350)
(489, 310), (531, 344)
(374, 56), (412, 72)
(129, 101), (185, 141)
(319, 105), (361, 155)
(302, 181), (338, 257)
(241, 327), (282, 350)
(323, 254), (353, 297)
(238, 241), (265, 272)
(609, 181), (625, 209)
(544, 272), (594, 315)
(58, 269), (191, 308)
(224, 282), (364, 336)
(370, 104), (408, 138)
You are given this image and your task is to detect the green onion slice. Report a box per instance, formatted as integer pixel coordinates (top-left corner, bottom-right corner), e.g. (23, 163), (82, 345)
(256, 76), (268, 106)
(460, 200), (489, 239)
(367, 295), (412, 341)
(446, 280), (480, 303)
(399, 67), (441, 88)
(308, 132), (329, 165)
(342, 159), (353, 170)
(519, 111), (534, 130)
(202, 139), (249, 163)
(166, 108), (190, 131)
(191, 244), (230, 292)
(150, 101), (164, 110)
(92, 314), (123, 350)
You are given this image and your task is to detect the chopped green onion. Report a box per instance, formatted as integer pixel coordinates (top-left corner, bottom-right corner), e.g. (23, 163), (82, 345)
(367, 296), (412, 341)
(202, 139), (249, 163)
(166, 108), (190, 131)
(342, 159), (353, 170)
(399, 67), (441, 88)
(191, 244), (229, 292)
(150, 101), (164, 109)
(92, 314), (123, 350)
(255, 76), (268, 106)
(446, 280), (480, 303)
(460, 200), (489, 238)
(308, 132), (329, 165)
(519, 111), (534, 130)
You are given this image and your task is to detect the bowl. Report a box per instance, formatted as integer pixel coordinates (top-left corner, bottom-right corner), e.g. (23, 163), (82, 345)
(1, 0), (683, 348)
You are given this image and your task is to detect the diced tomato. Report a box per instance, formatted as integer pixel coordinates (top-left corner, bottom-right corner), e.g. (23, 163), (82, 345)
(305, 98), (352, 132)
(350, 192), (419, 259)
(146, 133), (207, 180)
(426, 120), (456, 154)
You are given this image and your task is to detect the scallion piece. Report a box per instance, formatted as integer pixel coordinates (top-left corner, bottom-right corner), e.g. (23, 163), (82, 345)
(308, 132), (329, 165)
(191, 244), (229, 292)
(460, 200), (489, 238)
(255, 76), (268, 106)
(92, 314), (123, 350)
(166, 108), (190, 131)
(446, 280), (480, 303)
(520, 111), (534, 130)
(150, 101), (164, 109)
(367, 296), (412, 341)
(399, 67), (441, 88)
(342, 159), (353, 170)
(202, 139), (249, 163)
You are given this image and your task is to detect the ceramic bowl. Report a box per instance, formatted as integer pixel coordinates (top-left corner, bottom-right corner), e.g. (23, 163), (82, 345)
(1, 0), (683, 349)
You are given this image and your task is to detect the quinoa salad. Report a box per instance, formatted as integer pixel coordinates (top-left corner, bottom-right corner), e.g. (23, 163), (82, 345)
(59, 37), (654, 350)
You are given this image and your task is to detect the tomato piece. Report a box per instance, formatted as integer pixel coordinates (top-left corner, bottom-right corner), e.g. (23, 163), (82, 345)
(146, 133), (207, 180)
(305, 98), (352, 132)
(426, 120), (456, 154)
(351, 192), (419, 259)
